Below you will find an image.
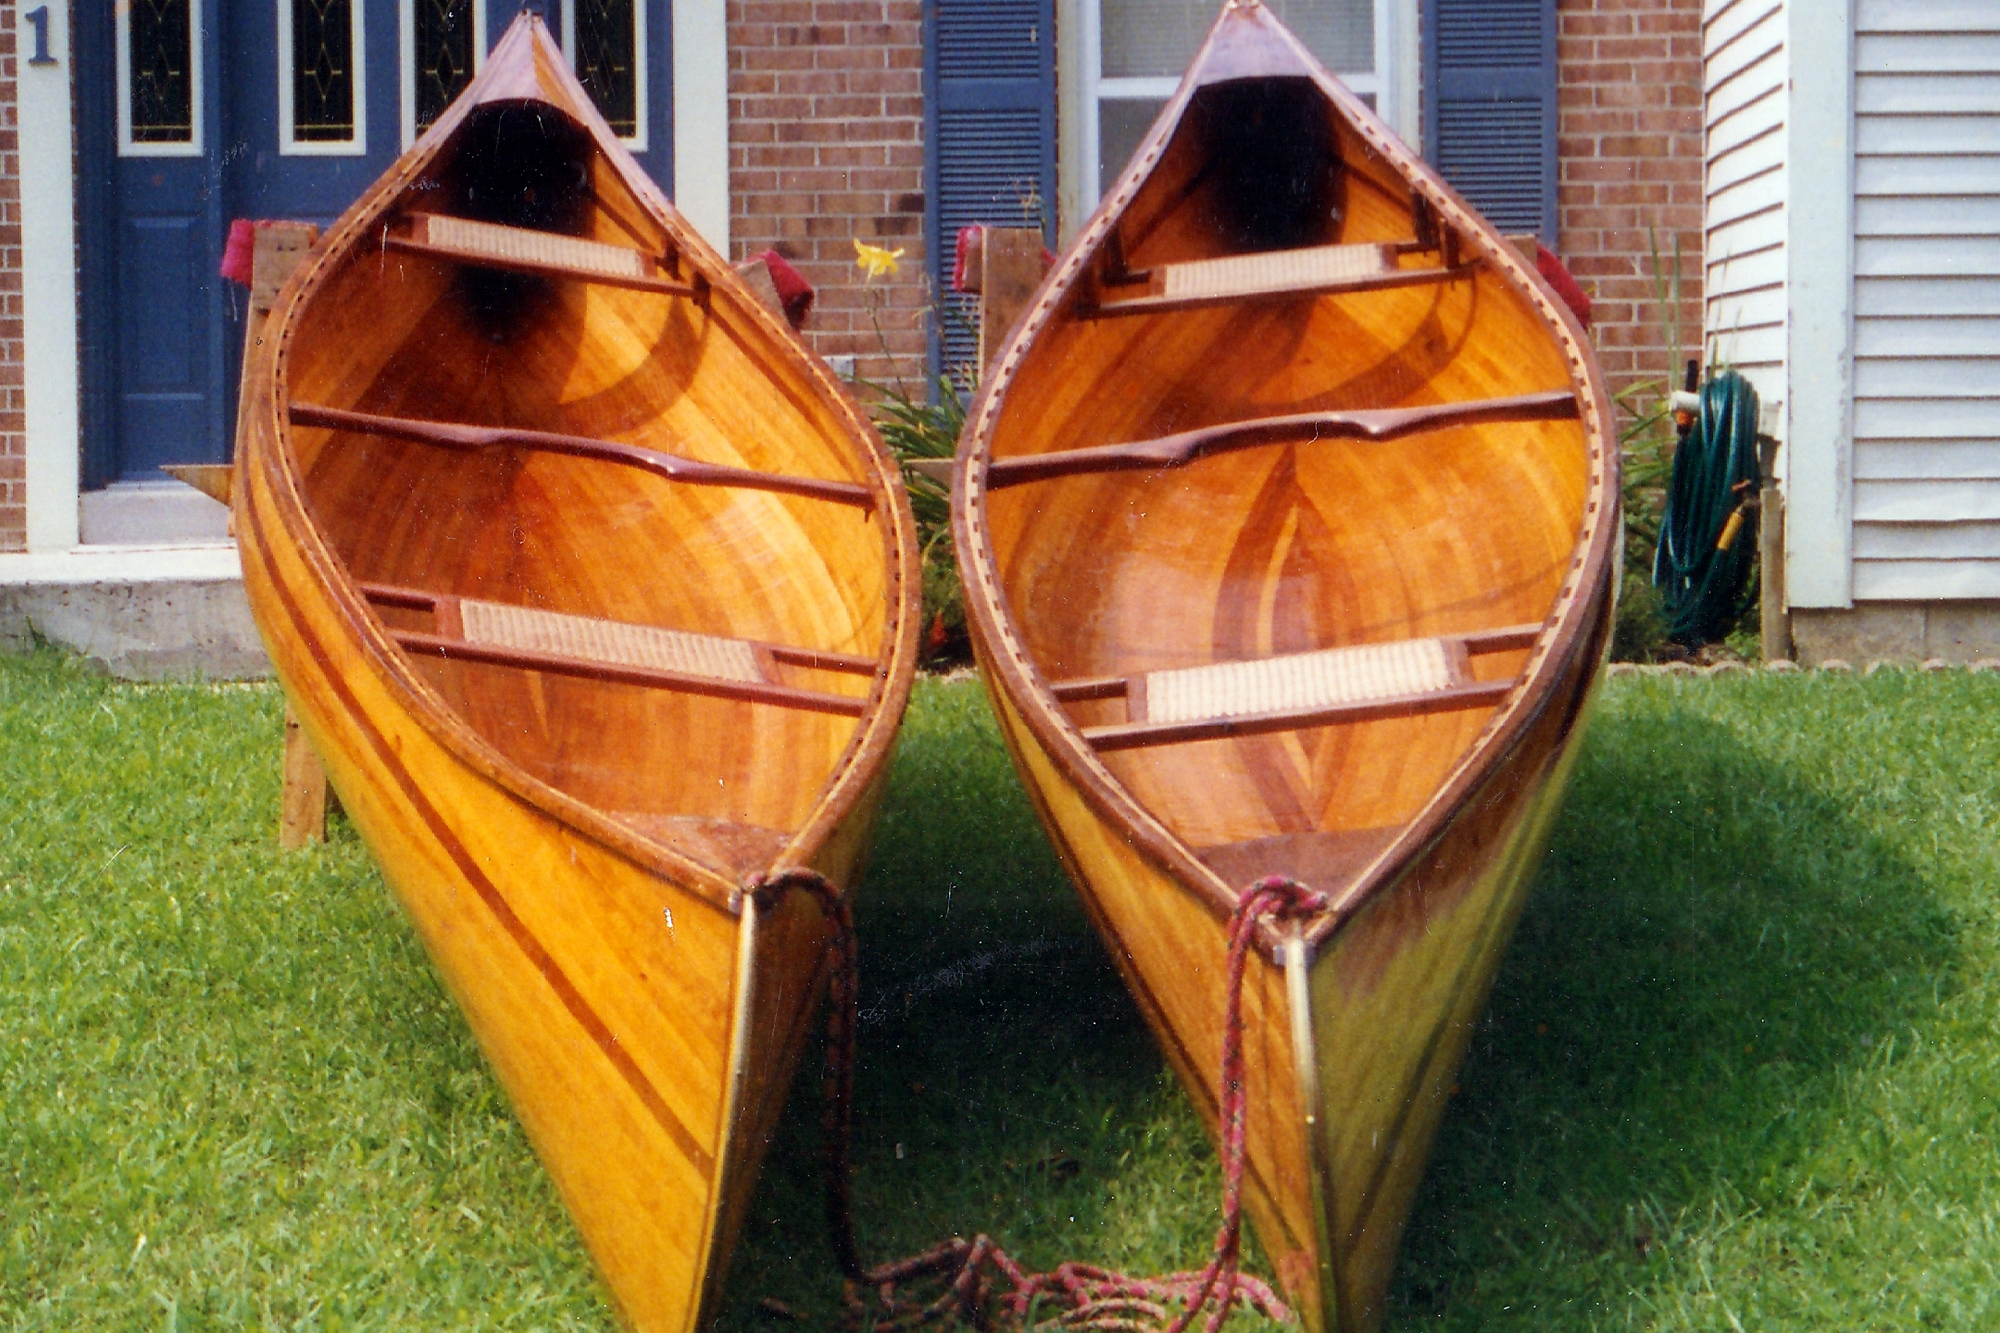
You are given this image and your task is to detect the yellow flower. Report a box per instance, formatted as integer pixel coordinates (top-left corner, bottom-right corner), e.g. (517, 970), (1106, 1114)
(853, 239), (905, 281)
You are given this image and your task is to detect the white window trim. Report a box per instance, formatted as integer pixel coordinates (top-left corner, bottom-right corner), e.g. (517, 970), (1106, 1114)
(278, 0), (368, 155)
(1061, 0), (1417, 230)
(398, 0), (488, 148)
(116, 0), (204, 157)
(560, 0), (648, 150)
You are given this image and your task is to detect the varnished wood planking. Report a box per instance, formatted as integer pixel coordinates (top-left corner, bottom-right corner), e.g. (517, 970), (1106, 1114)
(239, 462), (738, 1331)
(1308, 612), (1606, 1333)
(984, 679), (1325, 1315)
(954, 4), (1615, 1329)
(234, 16), (920, 1331)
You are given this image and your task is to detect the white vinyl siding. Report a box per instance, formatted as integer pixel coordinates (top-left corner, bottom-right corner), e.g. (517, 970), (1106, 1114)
(1703, 0), (1787, 421)
(1851, 0), (2000, 600)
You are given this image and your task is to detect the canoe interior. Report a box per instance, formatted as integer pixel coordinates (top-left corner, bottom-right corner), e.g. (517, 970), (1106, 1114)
(983, 74), (1592, 903)
(283, 99), (890, 876)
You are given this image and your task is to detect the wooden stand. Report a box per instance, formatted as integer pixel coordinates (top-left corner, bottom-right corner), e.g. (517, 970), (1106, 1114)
(227, 223), (331, 849)
(280, 706), (331, 849)
(955, 226), (1053, 374)
(1758, 432), (1791, 661)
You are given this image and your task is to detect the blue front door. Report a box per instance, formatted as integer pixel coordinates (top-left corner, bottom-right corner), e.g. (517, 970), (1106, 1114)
(80, 0), (673, 486)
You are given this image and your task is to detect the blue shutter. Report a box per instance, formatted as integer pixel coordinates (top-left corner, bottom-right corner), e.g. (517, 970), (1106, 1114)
(924, 0), (1056, 383)
(1422, 0), (1558, 242)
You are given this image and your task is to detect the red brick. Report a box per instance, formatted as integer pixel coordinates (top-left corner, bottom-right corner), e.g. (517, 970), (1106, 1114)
(732, 0), (927, 375)
(1557, 0), (1703, 403)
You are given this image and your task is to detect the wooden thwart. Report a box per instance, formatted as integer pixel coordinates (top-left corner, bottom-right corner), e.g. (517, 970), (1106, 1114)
(290, 403), (874, 508)
(985, 390), (1580, 488)
(384, 212), (703, 297)
(359, 583), (874, 716)
(1059, 624), (1540, 751)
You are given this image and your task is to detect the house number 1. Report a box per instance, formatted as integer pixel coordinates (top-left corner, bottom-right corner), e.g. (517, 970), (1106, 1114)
(26, 6), (56, 66)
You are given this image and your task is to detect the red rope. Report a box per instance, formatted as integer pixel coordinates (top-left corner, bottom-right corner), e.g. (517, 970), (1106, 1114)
(745, 870), (1328, 1332)
(748, 868), (867, 1281)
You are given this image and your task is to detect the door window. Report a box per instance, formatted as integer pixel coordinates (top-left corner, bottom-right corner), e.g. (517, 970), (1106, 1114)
(401, 0), (484, 143)
(563, 0), (645, 146)
(119, 0), (203, 155)
(1083, 0), (1397, 206)
(281, 0), (367, 153)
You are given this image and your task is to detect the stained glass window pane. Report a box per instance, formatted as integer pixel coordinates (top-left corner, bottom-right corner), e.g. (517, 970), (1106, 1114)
(415, 0), (476, 130)
(575, 0), (637, 137)
(293, 0), (355, 141)
(130, 0), (195, 143)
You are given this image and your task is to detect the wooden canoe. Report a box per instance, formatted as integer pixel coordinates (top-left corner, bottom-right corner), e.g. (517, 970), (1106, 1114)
(950, 4), (1617, 1330)
(233, 16), (920, 1331)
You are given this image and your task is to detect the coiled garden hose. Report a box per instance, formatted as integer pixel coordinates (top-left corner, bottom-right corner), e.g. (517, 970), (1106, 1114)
(1653, 369), (1762, 646)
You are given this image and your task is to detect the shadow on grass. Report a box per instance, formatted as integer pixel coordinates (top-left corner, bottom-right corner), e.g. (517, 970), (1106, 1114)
(1388, 700), (1961, 1327)
(715, 680), (1962, 1331)
(712, 681), (1280, 1329)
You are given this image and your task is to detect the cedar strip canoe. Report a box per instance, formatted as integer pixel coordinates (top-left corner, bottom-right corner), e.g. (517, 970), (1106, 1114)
(234, 16), (920, 1331)
(951, 4), (1617, 1330)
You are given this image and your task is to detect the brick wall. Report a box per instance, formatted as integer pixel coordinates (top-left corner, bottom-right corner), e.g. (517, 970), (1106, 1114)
(1556, 0), (1705, 407)
(728, 0), (931, 384)
(0, 0), (22, 552)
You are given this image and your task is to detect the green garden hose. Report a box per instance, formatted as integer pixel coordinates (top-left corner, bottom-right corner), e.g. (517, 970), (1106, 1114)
(1653, 369), (1762, 646)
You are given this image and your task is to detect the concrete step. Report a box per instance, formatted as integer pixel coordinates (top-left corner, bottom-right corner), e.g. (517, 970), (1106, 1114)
(0, 544), (269, 680)
(79, 481), (231, 545)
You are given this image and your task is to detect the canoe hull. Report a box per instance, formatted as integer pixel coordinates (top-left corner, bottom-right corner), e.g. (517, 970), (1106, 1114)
(954, 7), (1618, 1325)
(239, 431), (878, 1331)
(230, 19), (919, 1330)
(974, 584), (1609, 1333)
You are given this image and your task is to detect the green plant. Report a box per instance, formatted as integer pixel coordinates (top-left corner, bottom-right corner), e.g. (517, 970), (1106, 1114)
(1613, 372), (1675, 663)
(857, 371), (970, 663)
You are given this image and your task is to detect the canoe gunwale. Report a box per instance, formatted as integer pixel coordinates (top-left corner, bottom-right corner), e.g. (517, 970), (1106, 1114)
(243, 16), (923, 914)
(950, 0), (1620, 965)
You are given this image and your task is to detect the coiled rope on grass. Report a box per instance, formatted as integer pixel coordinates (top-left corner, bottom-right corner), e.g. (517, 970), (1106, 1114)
(1652, 369), (1762, 646)
(746, 869), (1325, 1332)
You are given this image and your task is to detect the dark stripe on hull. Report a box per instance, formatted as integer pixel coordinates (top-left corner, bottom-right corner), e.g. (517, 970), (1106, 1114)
(241, 485), (717, 1177)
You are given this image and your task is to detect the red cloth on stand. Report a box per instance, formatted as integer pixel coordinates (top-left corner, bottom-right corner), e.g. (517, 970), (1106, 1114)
(952, 225), (981, 293)
(219, 219), (262, 287)
(952, 224), (1056, 293)
(1536, 243), (1593, 329)
(757, 249), (815, 328)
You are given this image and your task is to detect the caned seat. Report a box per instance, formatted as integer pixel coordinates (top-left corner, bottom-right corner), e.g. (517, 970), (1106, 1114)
(358, 583), (876, 716)
(1162, 241), (1395, 301)
(1142, 637), (1455, 725)
(459, 599), (765, 684)
(1057, 626), (1543, 751)
(383, 212), (704, 297)
(1084, 239), (1472, 319)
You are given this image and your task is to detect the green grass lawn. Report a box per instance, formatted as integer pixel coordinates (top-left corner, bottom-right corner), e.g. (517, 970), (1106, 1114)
(4, 648), (2000, 1330)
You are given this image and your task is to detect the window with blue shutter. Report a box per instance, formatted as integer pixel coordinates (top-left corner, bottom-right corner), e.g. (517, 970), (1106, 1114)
(1421, 0), (1557, 242)
(924, 0), (1056, 383)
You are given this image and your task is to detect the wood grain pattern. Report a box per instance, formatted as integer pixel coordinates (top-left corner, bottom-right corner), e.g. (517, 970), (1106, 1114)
(232, 17), (920, 1331)
(951, 5), (1617, 1330)
(983, 391), (1578, 487)
(289, 402), (874, 506)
